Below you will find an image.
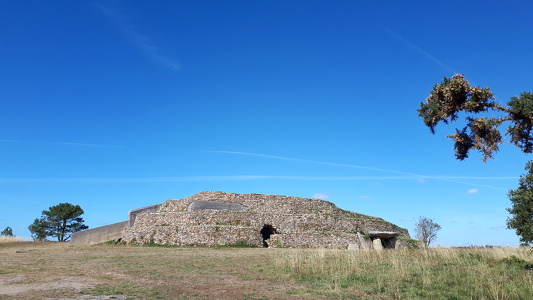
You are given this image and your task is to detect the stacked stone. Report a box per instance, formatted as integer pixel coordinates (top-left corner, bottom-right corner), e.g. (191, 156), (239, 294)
(122, 191), (409, 248)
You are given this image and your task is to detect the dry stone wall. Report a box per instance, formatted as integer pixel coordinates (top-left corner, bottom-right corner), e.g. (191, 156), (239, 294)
(122, 191), (409, 248)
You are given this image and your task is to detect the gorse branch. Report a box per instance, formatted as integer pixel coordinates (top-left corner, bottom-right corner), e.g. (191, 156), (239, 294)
(418, 74), (533, 162)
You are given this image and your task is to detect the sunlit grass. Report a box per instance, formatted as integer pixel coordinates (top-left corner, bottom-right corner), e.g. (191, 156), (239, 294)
(1, 241), (532, 299)
(0, 236), (25, 243)
(275, 247), (533, 299)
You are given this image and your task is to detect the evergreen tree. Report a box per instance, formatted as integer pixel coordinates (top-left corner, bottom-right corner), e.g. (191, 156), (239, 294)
(28, 218), (48, 241)
(507, 161), (533, 245)
(1, 226), (14, 237)
(28, 203), (88, 242)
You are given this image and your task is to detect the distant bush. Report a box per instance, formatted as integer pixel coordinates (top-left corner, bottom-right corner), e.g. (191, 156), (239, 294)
(499, 255), (532, 270)
(397, 236), (421, 249)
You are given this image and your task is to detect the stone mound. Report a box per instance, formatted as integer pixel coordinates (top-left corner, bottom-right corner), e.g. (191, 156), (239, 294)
(121, 191), (409, 248)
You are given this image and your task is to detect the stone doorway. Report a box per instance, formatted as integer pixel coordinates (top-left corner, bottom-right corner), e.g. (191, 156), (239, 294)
(260, 224), (278, 247)
(367, 231), (399, 250)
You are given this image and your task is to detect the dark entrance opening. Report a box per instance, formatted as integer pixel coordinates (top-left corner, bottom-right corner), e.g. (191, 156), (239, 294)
(382, 237), (397, 249)
(260, 224), (278, 248)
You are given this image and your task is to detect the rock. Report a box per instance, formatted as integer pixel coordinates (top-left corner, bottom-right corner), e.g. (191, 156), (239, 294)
(372, 238), (383, 250)
(367, 231), (399, 239)
(188, 201), (247, 211)
(347, 244), (359, 250)
(357, 232), (369, 250)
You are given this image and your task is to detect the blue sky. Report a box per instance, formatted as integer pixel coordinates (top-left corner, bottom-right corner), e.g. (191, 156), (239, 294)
(1, 1), (532, 246)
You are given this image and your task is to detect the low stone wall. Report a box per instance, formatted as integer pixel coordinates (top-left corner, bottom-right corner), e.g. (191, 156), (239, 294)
(71, 221), (128, 246)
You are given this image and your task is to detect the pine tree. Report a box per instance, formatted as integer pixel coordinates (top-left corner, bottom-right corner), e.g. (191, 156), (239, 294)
(28, 203), (88, 242)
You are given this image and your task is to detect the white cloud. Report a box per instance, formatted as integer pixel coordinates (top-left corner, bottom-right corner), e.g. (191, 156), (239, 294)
(417, 179), (426, 183)
(359, 195), (372, 200)
(312, 193), (330, 200)
(467, 188), (479, 194)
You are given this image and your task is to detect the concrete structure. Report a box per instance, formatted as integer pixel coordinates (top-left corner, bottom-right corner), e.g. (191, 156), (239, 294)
(71, 221), (128, 245)
(128, 204), (162, 227)
(72, 191), (410, 248)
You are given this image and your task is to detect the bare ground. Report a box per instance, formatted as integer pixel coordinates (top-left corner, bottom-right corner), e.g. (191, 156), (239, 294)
(0, 242), (327, 300)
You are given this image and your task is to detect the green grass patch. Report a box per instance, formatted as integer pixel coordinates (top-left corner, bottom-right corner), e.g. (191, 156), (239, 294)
(397, 236), (421, 249)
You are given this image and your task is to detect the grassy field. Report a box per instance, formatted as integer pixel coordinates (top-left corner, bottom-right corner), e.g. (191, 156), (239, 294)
(0, 241), (532, 299)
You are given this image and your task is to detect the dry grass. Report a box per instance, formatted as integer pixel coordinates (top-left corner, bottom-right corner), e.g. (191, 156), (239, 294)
(0, 236), (32, 244)
(0, 242), (309, 300)
(0, 242), (532, 299)
(276, 247), (533, 299)
(0, 237), (22, 244)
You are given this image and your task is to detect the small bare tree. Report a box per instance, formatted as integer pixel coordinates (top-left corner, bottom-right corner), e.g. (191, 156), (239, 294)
(414, 216), (441, 248)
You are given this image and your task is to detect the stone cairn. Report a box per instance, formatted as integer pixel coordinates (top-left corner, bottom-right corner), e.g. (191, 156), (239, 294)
(122, 191), (410, 249)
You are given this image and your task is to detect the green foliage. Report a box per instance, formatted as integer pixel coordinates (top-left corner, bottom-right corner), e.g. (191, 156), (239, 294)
(507, 160), (533, 245)
(28, 203), (88, 242)
(499, 255), (528, 269)
(28, 218), (48, 241)
(414, 216), (441, 248)
(508, 92), (533, 153)
(1, 226), (14, 237)
(397, 236), (421, 249)
(418, 75), (495, 133)
(418, 74), (533, 161)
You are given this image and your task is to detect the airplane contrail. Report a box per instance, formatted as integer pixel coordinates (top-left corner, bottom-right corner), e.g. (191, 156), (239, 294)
(98, 4), (180, 70)
(379, 23), (456, 74)
(1, 151), (514, 190)
(0, 175), (516, 185)
(208, 150), (513, 190)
